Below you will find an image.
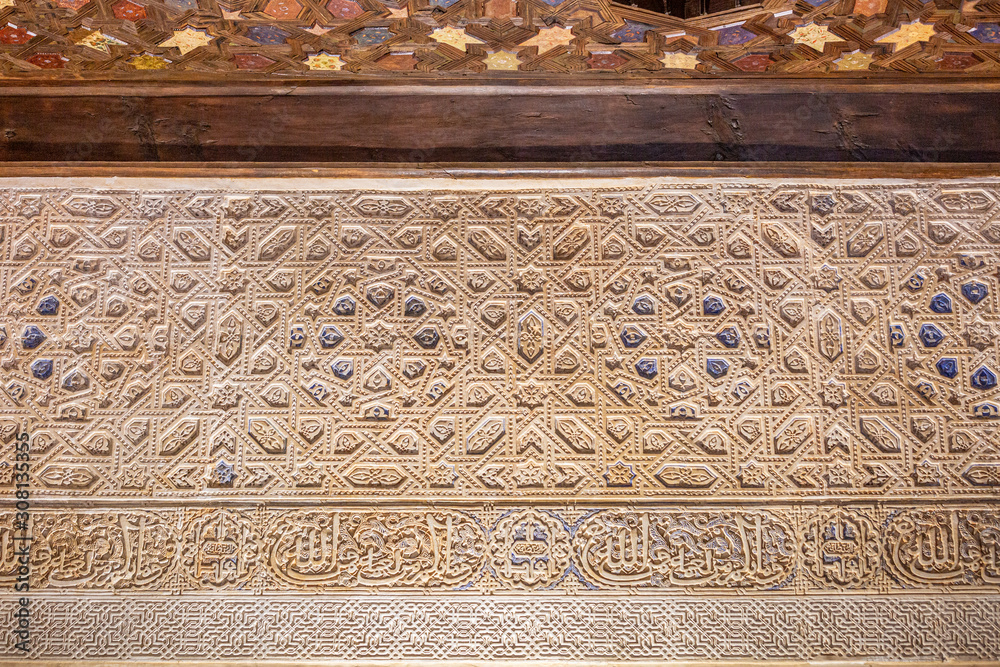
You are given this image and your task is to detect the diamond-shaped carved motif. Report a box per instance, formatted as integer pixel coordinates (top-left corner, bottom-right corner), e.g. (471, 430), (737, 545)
(3, 178), (1000, 662)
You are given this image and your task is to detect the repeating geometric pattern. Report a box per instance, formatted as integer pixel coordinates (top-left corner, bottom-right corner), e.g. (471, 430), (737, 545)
(1, 0), (1000, 76)
(1, 595), (998, 660)
(0, 181), (999, 501)
(2, 177), (1000, 661)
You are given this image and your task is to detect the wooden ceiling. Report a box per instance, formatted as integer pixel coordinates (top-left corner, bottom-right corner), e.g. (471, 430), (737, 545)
(1, 0), (998, 77)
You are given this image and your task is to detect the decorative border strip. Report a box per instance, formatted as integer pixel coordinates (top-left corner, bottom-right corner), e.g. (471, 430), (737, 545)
(5, 505), (1000, 593)
(1, 594), (997, 661)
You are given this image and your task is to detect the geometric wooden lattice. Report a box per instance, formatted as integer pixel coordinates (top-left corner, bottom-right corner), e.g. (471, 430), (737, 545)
(1, 0), (999, 76)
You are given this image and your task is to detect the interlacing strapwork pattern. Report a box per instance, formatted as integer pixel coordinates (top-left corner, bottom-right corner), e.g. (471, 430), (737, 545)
(0, 178), (998, 660)
(2, 183), (999, 501)
(2, 596), (1000, 660)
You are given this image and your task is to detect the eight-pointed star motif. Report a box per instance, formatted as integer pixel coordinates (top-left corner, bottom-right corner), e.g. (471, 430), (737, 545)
(363, 321), (396, 351)
(159, 27), (215, 55)
(430, 26), (485, 51)
(306, 52), (344, 70)
(67, 324), (94, 353)
(296, 462), (326, 487)
(427, 463), (458, 487)
(825, 460), (854, 487)
(821, 382), (847, 408)
(739, 461), (768, 487)
(659, 52), (700, 69)
(877, 21), (936, 49)
(121, 463), (148, 489)
(913, 459), (942, 486)
(212, 385), (241, 411)
(484, 50), (520, 70)
(515, 266), (546, 293)
(514, 381), (548, 409)
(213, 460), (236, 485)
(514, 459), (547, 487)
(604, 462), (635, 487)
(522, 26), (575, 52)
(788, 23), (838, 51)
(835, 50), (874, 70)
(76, 30), (126, 53)
(130, 54), (168, 69)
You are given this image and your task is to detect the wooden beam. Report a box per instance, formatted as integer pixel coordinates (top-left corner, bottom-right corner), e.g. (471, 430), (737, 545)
(0, 161), (998, 179)
(1, 79), (998, 163)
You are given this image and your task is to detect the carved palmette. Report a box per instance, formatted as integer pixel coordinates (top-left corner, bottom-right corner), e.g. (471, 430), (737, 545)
(574, 509), (795, 588)
(268, 509), (486, 588)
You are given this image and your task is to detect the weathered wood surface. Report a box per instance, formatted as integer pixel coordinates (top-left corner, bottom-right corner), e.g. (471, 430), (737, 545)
(2, 80), (999, 162)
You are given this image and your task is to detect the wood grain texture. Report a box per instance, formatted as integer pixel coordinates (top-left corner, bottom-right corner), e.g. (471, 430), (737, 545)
(2, 81), (999, 162)
(0, 161), (997, 177)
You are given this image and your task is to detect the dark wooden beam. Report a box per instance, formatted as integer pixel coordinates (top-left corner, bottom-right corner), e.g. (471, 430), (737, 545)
(1, 162), (998, 179)
(2, 79), (999, 163)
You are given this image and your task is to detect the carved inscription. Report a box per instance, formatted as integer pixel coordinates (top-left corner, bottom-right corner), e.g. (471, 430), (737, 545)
(1, 506), (998, 593)
(0, 179), (999, 661)
(575, 509), (795, 588)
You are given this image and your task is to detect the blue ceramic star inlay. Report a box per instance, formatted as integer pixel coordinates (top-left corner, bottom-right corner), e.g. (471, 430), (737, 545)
(929, 293), (952, 314)
(962, 281), (988, 304)
(703, 294), (725, 316)
(972, 365), (998, 390)
(635, 358), (657, 379)
(31, 359), (53, 380)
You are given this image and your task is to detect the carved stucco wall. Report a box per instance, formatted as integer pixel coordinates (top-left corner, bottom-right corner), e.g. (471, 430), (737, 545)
(0, 175), (998, 661)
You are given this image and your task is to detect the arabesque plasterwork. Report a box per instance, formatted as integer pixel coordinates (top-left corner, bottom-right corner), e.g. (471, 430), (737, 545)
(0, 176), (998, 661)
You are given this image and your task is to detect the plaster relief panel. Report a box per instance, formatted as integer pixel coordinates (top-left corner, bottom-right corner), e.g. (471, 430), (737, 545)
(0, 176), (998, 662)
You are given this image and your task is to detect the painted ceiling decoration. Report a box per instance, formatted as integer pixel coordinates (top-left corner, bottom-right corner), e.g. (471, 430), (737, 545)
(0, 0), (997, 76)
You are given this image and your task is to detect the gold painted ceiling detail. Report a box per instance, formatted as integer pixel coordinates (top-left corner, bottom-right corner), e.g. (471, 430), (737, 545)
(0, 177), (998, 660)
(0, 0), (999, 76)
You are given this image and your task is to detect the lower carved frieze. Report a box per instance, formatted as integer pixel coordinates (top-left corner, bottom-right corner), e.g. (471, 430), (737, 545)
(1, 594), (998, 661)
(5, 504), (1000, 593)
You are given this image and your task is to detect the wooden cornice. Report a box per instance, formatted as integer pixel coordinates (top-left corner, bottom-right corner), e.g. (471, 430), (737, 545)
(2, 78), (999, 162)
